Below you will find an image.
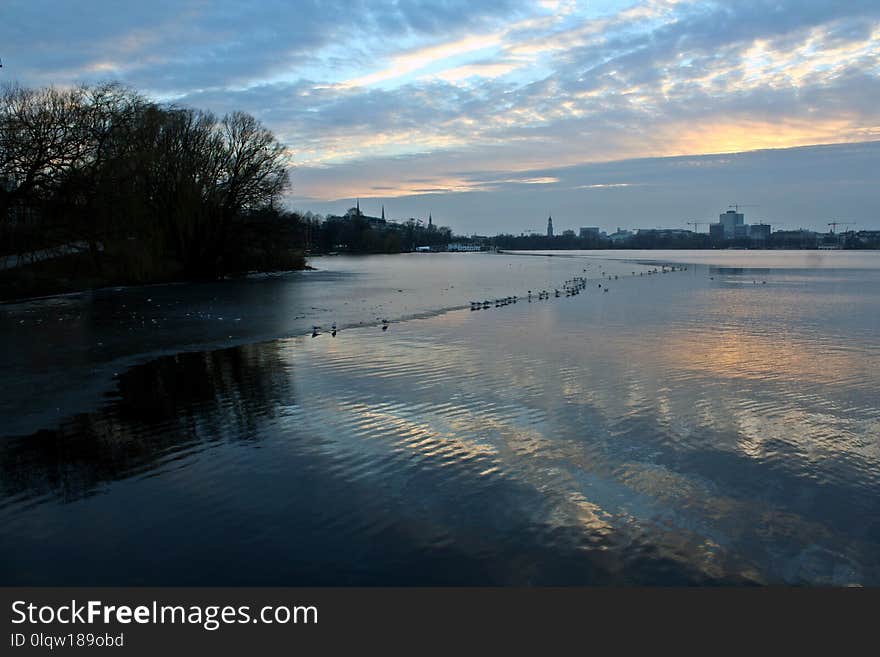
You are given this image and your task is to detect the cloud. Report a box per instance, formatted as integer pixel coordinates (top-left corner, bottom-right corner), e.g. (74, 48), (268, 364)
(2, 0), (879, 230)
(289, 141), (880, 234)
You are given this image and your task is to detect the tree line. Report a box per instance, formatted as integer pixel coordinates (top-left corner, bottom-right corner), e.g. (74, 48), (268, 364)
(1, 82), (296, 296)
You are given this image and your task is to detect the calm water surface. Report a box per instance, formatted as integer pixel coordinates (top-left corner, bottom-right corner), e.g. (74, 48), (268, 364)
(1, 250), (879, 585)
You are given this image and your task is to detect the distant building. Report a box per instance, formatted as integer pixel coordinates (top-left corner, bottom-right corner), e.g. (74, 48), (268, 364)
(772, 229), (819, 248)
(562, 229), (576, 237)
(547, 216), (554, 237)
(637, 228), (694, 238)
(579, 226), (600, 238)
(448, 243), (482, 252)
(719, 209), (745, 239)
(854, 230), (880, 243)
(608, 228), (633, 243)
(748, 223), (771, 241)
(710, 211), (770, 242)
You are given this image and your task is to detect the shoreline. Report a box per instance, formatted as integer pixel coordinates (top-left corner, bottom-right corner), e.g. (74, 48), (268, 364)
(0, 264), (317, 306)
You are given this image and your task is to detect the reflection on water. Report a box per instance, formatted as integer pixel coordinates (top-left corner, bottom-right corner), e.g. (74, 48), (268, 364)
(1, 252), (879, 585)
(0, 253), (641, 436)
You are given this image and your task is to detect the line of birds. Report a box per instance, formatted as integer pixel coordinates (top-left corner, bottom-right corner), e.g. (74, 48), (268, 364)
(309, 264), (691, 337)
(470, 264), (687, 310)
(312, 317), (391, 337)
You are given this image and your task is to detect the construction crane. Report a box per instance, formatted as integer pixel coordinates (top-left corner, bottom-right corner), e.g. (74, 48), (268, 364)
(827, 221), (855, 234)
(685, 221), (708, 232)
(725, 203), (759, 213)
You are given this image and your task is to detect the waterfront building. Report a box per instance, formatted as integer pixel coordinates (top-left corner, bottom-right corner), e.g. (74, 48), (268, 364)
(579, 227), (600, 238)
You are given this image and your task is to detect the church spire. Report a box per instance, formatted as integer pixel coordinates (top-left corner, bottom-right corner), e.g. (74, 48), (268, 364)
(547, 215), (554, 237)
(428, 211), (433, 229)
(381, 205), (385, 221)
(356, 198), (361, 216)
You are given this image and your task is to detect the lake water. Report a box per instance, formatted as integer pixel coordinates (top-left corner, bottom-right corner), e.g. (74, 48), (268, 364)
(1, 250), (879, 585)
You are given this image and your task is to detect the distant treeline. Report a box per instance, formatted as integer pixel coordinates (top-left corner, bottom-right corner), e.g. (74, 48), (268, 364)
(1, 82), (298, 298)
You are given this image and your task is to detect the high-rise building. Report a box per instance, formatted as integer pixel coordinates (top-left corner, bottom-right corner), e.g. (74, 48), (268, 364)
(547, 216), (554, 237)
(719, 209), (744, 239)
(579, 227), (600, 238)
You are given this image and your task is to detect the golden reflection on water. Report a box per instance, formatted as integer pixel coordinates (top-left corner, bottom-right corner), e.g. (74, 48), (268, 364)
(5, 254), (879, 585)
(280, 259), (880, 584)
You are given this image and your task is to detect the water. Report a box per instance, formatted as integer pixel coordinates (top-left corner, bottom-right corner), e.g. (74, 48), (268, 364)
(0, 252), (624, 436)
(1, 250), (879, 585)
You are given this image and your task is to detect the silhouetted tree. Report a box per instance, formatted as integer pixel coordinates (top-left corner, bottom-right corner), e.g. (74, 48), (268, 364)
(1, 82), (295, 293)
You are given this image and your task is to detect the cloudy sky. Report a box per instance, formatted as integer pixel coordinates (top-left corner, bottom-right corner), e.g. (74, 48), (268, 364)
(2, 0), (878, 234)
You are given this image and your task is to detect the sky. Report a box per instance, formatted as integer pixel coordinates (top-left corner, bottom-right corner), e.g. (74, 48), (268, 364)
(1, 0), (878, 234)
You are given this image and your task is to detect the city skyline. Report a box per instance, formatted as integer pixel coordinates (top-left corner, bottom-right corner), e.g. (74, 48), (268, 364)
(311, 142), (879, 236)
(2, 0), (879, 234)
